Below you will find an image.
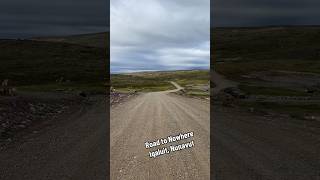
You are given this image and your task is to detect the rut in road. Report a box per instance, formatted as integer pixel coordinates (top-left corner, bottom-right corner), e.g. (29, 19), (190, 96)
(111, 86), (210, 180)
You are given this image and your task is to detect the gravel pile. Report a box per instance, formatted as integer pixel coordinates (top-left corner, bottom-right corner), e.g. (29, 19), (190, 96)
(0, 95), (80, 140)
(110, 92), (136, 106)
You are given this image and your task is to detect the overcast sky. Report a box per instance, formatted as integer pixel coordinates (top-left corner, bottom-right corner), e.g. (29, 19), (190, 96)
(2, 0), (320, 72)
(0, 0), (108, 38)
(213, 0), (320, 27)
(111, 0), (210, 73)
(1, 0), (319, 36)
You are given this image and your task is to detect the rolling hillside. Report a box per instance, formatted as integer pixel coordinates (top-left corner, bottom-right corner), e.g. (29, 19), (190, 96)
(212, 26), (320, 78)
(0, 32), (109, 92)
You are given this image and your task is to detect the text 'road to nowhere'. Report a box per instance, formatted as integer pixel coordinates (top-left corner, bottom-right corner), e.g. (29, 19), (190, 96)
(144, 132), (195, 158)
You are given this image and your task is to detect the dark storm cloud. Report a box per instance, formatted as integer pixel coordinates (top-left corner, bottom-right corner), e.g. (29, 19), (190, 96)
(212, 0), (320, 27)
(0, 0), (109, 38)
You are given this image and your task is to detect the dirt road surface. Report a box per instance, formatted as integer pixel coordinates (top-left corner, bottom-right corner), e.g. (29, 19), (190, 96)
(211, 71), (237, 95)
(169, 81), (184, 91)
(111, 84), (210, 179)
(213, 105), (320, 180)
(0, 95), (108, 180)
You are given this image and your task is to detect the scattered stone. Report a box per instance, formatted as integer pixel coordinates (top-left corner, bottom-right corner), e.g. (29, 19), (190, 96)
(17, 124), (26, 128)
(0, 93), (84, 141)
(110, 91), (137, 106)
(223, 87), (246, 99)
(79, 91), (87, 97)
(30, 106), (36, 112)
(21, 121), (28, 124)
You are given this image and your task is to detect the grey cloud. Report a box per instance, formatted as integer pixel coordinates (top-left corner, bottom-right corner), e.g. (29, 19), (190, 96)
(111, 0), (210, 73)
(0, 0), (109, 38)
(212, 0), (320, 27)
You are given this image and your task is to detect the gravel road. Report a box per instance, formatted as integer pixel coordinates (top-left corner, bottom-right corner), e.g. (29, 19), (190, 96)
(111, 87), (210, 179)
(211, 71), (320, 179)
(0, 95), (108, 180)
(213, 105), (320, 180)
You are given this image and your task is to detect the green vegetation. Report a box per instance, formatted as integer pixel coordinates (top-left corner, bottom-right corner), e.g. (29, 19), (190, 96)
(213, 27), (320, 118)
(212, 27), (320, 79)
(111, 70), (209, 92)
(0, 38), (108, 93)
(186, 90), (209, 97)
(111, 74), (174, 92)
(239, 84), (308, 96)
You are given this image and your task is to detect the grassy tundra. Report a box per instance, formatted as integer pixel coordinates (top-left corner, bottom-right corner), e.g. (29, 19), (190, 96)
(0, 33), (108, 93)
(111, 70), (210, 96)
(212, 26), (320, 78)
(212, 26), (320, 119)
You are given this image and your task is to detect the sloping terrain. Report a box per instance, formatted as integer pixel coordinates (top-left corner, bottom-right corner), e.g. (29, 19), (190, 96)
(0, 39), (107, 90)
(212, 26), (320, 78)
(0, 33), (109, 179)
(212, 26), (320, 179)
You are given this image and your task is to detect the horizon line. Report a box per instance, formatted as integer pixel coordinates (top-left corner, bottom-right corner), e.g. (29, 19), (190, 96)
(110, 68), (210, 75)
